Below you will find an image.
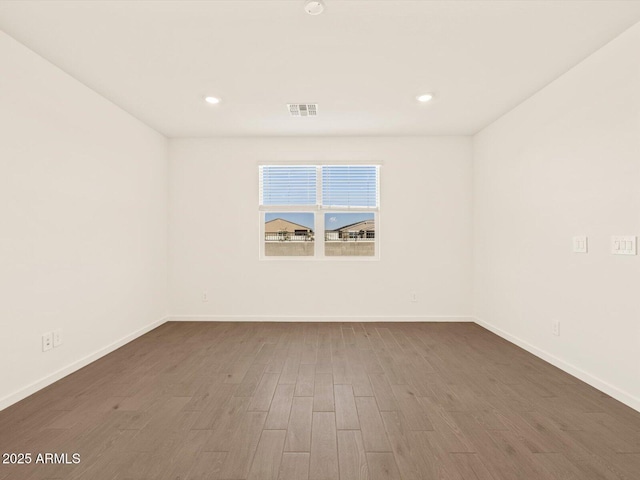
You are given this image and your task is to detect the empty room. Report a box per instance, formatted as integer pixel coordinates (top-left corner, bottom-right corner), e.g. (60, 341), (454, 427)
(1, 1), (639, 479)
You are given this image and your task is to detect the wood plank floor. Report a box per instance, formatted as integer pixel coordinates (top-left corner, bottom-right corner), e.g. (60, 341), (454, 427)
(1, 321), (639, 480)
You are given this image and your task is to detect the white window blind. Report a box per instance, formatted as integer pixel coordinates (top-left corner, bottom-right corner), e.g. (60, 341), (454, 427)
(260, 165), (317, 206)
(321, 165), (379, 209)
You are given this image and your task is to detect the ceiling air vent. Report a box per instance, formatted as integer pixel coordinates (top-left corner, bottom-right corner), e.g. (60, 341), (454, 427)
(287, 104), (318, 117)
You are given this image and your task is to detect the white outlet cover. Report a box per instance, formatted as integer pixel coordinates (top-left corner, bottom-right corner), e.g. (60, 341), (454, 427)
(42, 332), (53, 352)
(53, 329), (63, 347)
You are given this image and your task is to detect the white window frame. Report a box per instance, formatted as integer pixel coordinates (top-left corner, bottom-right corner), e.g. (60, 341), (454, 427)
(259, 162), (381, 261)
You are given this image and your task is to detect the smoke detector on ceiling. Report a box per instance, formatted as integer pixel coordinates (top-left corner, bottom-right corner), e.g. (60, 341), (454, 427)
(288, 104), (318, 117)
(305, 0), (325, 15)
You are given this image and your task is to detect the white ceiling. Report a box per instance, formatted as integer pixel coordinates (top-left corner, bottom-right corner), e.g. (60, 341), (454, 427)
(1, 1), (640, 137)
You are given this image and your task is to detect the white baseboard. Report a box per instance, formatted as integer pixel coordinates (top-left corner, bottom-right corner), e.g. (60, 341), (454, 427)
(0, 316), (169, 412)
(474, 316), (640, 413)
(169, 315), (474, 323)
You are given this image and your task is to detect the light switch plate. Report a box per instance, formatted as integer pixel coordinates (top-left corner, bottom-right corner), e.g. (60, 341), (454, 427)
(573, 236), (588, 253)
(611, 236), (637, 255)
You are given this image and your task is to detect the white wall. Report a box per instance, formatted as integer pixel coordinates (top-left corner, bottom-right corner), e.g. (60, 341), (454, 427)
(0, 32), (169, 409)
(169, 137), (472, 319)
(473, 24), (640, 410)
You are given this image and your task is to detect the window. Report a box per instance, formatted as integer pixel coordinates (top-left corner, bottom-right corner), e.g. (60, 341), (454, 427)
(259, 164), (380, 259)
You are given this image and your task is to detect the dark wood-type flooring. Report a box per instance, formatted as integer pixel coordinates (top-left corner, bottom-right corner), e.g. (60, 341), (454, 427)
(1, 322), (639, 479)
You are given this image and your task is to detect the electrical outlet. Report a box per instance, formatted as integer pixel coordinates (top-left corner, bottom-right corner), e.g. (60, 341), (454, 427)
(410, 291), (417, 303)
(53, 329), (63, 348)
(552, 320), (560, 337)
(42, 332), (53, 352)
(202, 292), (208, 302)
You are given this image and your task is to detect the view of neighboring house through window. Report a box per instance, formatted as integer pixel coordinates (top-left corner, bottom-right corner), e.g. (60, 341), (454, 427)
(264, 213), (314, 256)
(325, 212), (375, 257)
(259, 164), (379, 259)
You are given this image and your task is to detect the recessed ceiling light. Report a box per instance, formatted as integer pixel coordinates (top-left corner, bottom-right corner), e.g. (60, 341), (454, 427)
(305, 0), (325, 15)
(417, 93), (434, 103)
(204, 96), (220, 105)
